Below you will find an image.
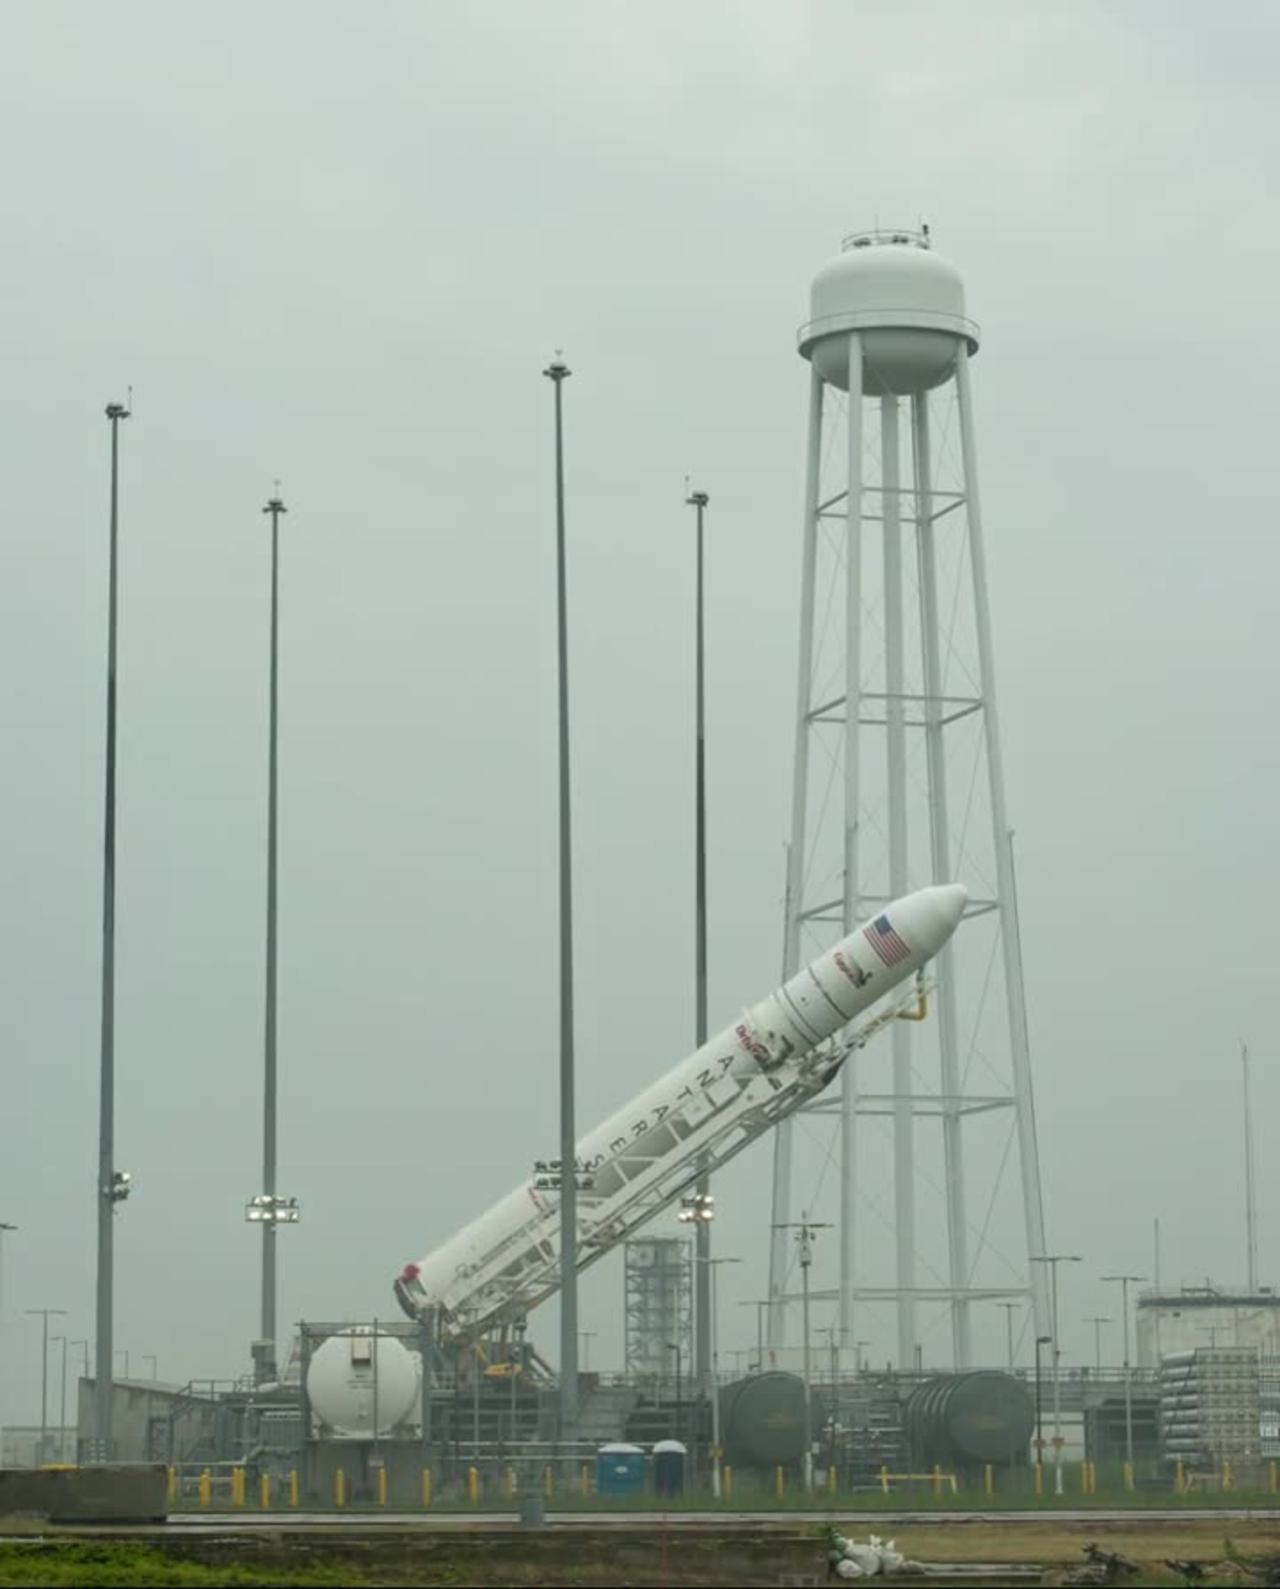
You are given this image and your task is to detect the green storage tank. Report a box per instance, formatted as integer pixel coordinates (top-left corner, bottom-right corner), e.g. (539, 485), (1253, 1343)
(903, 1371), (1033, 1471)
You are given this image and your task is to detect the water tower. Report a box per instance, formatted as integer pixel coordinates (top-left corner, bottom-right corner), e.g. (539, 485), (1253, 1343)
(766, 228), (1049, 1370)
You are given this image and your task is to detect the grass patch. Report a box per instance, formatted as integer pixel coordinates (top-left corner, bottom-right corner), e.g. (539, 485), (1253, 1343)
(0, 1543), (360, 1587)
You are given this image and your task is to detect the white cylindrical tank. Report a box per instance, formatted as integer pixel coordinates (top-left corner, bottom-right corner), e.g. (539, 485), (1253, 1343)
(798, 228), (978, 395)
(306, 1328), (420, 1438)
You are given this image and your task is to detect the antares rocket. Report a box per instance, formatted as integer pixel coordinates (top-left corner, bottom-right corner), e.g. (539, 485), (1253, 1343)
(395, 883), (966, 1340)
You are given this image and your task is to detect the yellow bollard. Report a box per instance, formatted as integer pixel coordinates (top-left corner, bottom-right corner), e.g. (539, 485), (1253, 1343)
(580, 1462), (590, 1495)
(723, 1465), (733, 1500)
(260, 1472), (270, 1510)
(879, 1465), (889, 1495)
(233, 1467), (245, 1507)
(468, 1465), (480, 1504)
(289, 1469), (298, 1508)
(199, 1469), (211, 1508)
(422, 1468), (433, 1509)
(1034, 1462), (1043, 1497)
(543, 1463), (553, 1499)
(167, 1467), (177, 1505)
(377, 1465), (387, 1507)
(775, 1463), (784, 1499)
(335, 1467), (345, 1508)
(984, 1463), (993, 1497)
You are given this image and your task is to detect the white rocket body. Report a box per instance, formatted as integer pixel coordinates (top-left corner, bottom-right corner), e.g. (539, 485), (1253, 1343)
(395, 884), (965, 1338)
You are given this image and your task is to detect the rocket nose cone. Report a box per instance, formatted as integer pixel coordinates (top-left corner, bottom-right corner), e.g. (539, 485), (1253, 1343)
(929, 883), (968, 930)
(913, 883), (967, 947)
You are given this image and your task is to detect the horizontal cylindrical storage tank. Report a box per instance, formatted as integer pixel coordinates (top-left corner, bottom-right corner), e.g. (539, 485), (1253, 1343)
(305, 1328), (420, 1438)
(903, 1372), (1034, 1470)
(719, 1372), (825, 1470)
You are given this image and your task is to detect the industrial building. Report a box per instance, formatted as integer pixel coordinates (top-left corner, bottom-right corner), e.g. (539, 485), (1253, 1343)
(1138, 1287), (1280, 1365)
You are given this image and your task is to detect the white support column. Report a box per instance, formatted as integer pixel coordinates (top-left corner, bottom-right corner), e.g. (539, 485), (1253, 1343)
(769, 366), (825, 1349)
(912, 390), (972, 1368)
(882, 394), (916, 1370)
(839, 333), (864, 1348)
(954, 346), (1049, 1335)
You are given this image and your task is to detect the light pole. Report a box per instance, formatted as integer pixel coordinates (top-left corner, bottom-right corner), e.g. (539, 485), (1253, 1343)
(26, 1310), (66, 1466)
(249, 492), (300, 1384)
(1085, 1316), (1112, 1376)
(700, 1254), (740, 1496)
(997, 1302), (1019, 1370)
(1102, 1272), (1146, 1469)
(775, 1216), (830, 1491)
(1031, 1254), (1081, 1495)
(96, 397), (131, 1463)
(543, 356), (578, 1440)
(687, 486), (713, 1410)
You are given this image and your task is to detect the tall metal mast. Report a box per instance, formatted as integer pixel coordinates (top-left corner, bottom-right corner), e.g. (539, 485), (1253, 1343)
(95, 398), (131, 1461)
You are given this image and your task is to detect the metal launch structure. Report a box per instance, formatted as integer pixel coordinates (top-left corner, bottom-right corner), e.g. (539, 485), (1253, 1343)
(767, 227), (1049, 1371)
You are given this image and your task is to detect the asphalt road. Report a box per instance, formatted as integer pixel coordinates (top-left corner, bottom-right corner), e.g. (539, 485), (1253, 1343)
(136, 1505), (1280, 1531)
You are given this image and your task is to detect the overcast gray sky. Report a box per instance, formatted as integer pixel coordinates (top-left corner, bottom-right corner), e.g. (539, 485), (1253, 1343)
(1, 0), (1278, 1424)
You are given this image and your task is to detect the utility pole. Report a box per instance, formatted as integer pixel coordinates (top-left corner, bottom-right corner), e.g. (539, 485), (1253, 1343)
(701, 1254), (740, 1496)
(0, 1224), (15, 1459)
(543, 356), (578, 1439)
(1102, 1272), (1146, 1469)
(1031, 1254), (1080, 1495)
(775, 1216), (830, 1491)
(1033, 1334), (1050, 1473)
(51, 1336), (70, 1461)
(739, 1299), (769, 1373)
(996, 1302), (1019, 1370)
(96, 397), (131, 1463)
(687, 485), (713, 1429)
(1085, 1315), (1112, 1375)
(1243, 1044), (1258, 1294)
(70, 1339), (88, 1461)
(26, 1309), (66, 1466)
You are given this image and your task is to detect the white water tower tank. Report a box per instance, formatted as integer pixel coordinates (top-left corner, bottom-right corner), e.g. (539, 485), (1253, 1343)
(797, 227), (978, 395)
(305, 1328), (420, 1437)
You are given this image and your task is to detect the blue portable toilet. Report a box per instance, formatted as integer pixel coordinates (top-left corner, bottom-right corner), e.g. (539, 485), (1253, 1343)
(595, 1442), (646, 1496)
(652, 1438), (687, 1497)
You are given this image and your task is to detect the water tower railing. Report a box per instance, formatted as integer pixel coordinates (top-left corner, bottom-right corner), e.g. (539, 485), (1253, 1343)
(841, 227), (932, 252)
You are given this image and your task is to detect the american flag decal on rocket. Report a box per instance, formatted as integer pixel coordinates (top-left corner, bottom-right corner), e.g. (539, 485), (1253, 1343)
(865, 914), (911, 968)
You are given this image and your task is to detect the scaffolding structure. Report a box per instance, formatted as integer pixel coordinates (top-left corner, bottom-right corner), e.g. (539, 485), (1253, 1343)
(624, 1238), (693, 1387)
